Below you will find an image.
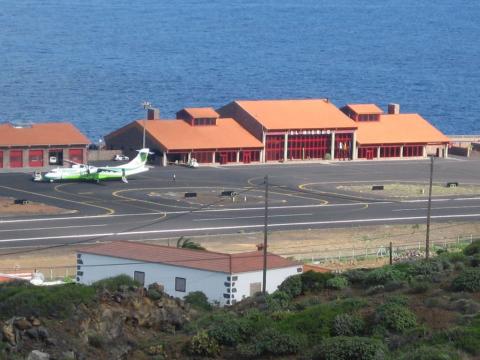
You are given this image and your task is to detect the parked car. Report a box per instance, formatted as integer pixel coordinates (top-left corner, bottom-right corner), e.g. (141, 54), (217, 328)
(114, 154), (129, 161)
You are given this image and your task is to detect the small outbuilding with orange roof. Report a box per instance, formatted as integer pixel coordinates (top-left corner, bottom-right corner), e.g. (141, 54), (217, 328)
(104, 107), (264, 166)
(341, 103), (450, 159)
(77, 241), (302, 306)
(0, 122), (90, 170)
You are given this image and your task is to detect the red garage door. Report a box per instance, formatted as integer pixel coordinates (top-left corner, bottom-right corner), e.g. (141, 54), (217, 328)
(68, 149), (84, 163)
(29, 150), (44, 167)
(0, 151), (3, 168)
(10, 150), (23, 168)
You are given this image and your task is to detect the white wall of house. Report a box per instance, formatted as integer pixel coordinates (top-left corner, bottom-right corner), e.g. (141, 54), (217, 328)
(229, 266), (302, 303)
(77, 253), (229, 305)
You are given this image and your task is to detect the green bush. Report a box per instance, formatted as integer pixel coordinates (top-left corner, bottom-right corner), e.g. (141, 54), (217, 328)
(464, 239), (480, 256)
(0, 282), (95, 319)
(188, 331), (220, 357)
(365, 285), (384, 295)
(408, 280), (431, 294)
(237, 327), (305, 357)
(451, 268), (480, 292)
(311, 336), (386, 360)
(88, 333), (105, 348)
(206, 313), (243, 346)
(266, 290), (291, 311)
(278, 275), (302, 298)
(326, 276), (349, 290)
(301, 271), (334, 293)
(470, 253), (480, 267)
(444, 252), (467, 264)
(396, 345), (461, 360)
(184, 291), (212, 311)
(92, 275), (140, 292)
(375, 301), (416, 333)
(441, 322), (480, 356)
(365, 267), (404, 286)
(344, 269), (369, 284)
(331, 314), (364, 336)
(384, 280), (406, 292)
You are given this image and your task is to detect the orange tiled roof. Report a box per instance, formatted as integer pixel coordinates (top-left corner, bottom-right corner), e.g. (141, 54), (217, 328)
(0, 123), (90, 147)
(346, 104), (384, 115)
(183, 107), (219, 118)
(356, 114), (450, 145)
(79, 241), (298, 274)
(234, 99), (357, 130)
(136, 118), (263, 151)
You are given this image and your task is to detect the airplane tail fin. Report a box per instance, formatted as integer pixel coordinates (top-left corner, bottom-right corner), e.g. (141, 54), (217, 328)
(125, 148), (150, 168)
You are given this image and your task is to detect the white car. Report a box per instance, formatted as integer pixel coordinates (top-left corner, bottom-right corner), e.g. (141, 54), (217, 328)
(114, 154), (129, 161)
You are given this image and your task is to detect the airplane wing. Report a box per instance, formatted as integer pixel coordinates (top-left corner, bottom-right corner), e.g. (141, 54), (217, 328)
(64, 159), (85, 166)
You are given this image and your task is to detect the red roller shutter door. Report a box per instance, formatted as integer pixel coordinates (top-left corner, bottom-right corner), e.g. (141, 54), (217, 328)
(10, 150), (23, 168)
(69, 149), (84, 163)
(29, 150), (44, 167)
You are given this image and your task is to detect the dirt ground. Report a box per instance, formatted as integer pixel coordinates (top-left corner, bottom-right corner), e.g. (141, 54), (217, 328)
(1, 221), (479, 278)
(0, 197), (72, 216)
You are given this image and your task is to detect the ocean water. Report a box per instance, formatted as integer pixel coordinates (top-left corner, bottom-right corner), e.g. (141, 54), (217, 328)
(0, 0), (479, 142)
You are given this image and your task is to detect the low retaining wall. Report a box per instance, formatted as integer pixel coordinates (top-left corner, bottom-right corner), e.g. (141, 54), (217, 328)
(87, 150), (122, 161)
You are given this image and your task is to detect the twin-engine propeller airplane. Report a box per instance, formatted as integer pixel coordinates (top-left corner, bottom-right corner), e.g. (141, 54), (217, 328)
(33, 148), (151, 183)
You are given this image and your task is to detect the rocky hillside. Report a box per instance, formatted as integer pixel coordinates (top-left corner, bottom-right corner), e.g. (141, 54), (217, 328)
(1, 241), (480, 360)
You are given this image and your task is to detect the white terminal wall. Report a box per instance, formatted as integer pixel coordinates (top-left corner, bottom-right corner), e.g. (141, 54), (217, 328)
(232, 266), (301, 301)
(78, 253), (228, 305)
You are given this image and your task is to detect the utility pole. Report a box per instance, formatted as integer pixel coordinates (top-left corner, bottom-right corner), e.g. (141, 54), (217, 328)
(425, 156), (434, 259)
(142, 101), (152, 148)
(262, 175), (269, 294)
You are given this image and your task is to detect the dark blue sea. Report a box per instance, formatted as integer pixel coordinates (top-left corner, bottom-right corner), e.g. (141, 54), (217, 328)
(1, 0), (479, 142)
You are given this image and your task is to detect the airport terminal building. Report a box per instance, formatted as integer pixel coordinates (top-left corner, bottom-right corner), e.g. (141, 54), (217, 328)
(105, 99), (450, 166)
(0, 122), (90, 170)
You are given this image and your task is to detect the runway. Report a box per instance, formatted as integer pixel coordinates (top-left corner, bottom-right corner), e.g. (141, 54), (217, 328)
(0, 156), (479, 250)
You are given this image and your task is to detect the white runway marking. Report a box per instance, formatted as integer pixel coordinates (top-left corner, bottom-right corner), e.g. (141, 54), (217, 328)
(393, 205), (480, 212)
(0, 224), (108, 233)
(2, 213), (480, 243)
(193, 213), (313, 222)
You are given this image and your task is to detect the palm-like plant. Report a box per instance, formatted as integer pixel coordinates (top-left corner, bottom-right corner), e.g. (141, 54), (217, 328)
(176, 236), (205, 250)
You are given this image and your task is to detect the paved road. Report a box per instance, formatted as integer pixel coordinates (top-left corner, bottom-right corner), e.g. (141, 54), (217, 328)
(0, 157), (479, 249)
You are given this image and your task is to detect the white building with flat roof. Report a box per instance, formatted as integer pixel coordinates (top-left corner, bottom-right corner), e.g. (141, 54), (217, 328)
(76, 241), (302, 306)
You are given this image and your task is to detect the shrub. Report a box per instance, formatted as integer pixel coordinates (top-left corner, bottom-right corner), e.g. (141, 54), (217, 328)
(408, 280), (431, 294)
(404, 259), (446, 277)
(451, 268), (480, 292)
(0, 282), (95, 319)
(445, 252), (467, 264)
(92, 275), (139, 292)
(365, 285), (384, 295)
(266, 290), (291, 311)
(301, 271), (334, 293)
(365, 267), (404, 286)
(470, 253), (480, 267)
(344, 269), (369, 284)
(278, 275), (302, 298)
(204, 313), (245, 346)
(442, 323), (480, 356)
(464, 239), (480, 256)
(312, 336), (386, 360)
(332, 314), (364, 336)
(188, 331), (220, 357)
(384, 280), (406, 292)
(396, 345), (461, 360)
(237, 327), (305, 357)
(375, 301), (416, 333)
(88, 333), (105, 349)
(326, 276), (349, 290)
(184, 291), (212, 311)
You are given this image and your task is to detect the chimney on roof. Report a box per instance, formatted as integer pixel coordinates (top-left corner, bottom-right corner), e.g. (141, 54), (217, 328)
(147, 108), (160, 120)
(388, 103), (400, 115)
